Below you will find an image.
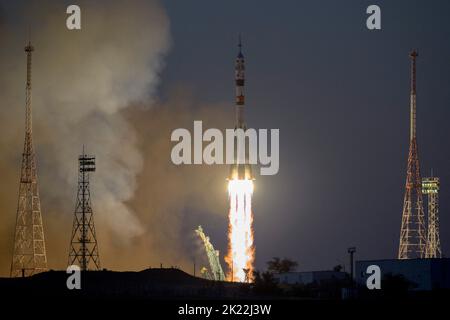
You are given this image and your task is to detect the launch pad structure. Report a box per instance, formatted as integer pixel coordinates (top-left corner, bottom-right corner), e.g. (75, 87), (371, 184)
(195, 226), (225, 281)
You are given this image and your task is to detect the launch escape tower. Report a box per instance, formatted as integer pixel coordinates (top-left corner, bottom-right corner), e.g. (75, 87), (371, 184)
(10, 41), (48, 277)
(68, 150), (101, 270)
(422, 176), (442, 258)
(398, 51), (427, 259)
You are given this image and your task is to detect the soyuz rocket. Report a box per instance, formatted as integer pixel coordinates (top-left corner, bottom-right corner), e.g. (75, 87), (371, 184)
(228, 36), (254, 180)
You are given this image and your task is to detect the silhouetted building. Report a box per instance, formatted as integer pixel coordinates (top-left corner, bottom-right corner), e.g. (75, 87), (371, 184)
(356, 258), (450, 291)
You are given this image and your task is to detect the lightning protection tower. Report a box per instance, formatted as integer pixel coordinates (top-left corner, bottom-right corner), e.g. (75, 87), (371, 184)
(423, 176), (442, 258)
(10, 41), (48, 277)
(398, 51), (427, 259)
(68, 149), (101, 270)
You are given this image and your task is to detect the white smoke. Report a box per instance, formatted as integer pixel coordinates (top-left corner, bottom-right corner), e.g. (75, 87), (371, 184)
(0, 0), (170, 245)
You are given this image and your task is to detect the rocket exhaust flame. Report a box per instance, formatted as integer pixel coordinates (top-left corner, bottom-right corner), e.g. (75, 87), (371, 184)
(226, 179), (254, 282)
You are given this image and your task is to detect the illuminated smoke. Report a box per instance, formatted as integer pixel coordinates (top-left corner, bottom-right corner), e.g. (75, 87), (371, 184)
(0, 0), (170, 273)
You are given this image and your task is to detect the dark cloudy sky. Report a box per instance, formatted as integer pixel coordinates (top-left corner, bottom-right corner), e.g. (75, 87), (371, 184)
(160, 0), (450, 270)
(0, 0), (449, 275)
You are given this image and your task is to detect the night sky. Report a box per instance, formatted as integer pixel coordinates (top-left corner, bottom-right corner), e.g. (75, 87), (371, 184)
(160, 0), (450, 270)
(0, 0), (449, 275)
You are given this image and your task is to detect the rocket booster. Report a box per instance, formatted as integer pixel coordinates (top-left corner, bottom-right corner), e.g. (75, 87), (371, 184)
(229, 36), (254, 180)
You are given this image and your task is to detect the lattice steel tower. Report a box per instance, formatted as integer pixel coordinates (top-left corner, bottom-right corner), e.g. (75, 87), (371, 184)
(10, 41), (48, 277)
(68, 150), (101, 270)
(398, 50), (427, 259)
(423, 176), (442, 258)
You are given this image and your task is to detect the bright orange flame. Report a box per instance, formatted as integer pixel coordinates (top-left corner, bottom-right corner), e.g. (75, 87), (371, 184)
(225, 179), (254, 282)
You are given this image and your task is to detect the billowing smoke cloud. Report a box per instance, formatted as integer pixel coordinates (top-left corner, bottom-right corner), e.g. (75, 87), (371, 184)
(124, 91), (232, 272)
(0, 0), (170, 274)
(0, 0), (233, 276)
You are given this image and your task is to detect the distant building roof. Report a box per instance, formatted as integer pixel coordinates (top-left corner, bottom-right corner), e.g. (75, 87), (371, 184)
(273, 270), (348, 285)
